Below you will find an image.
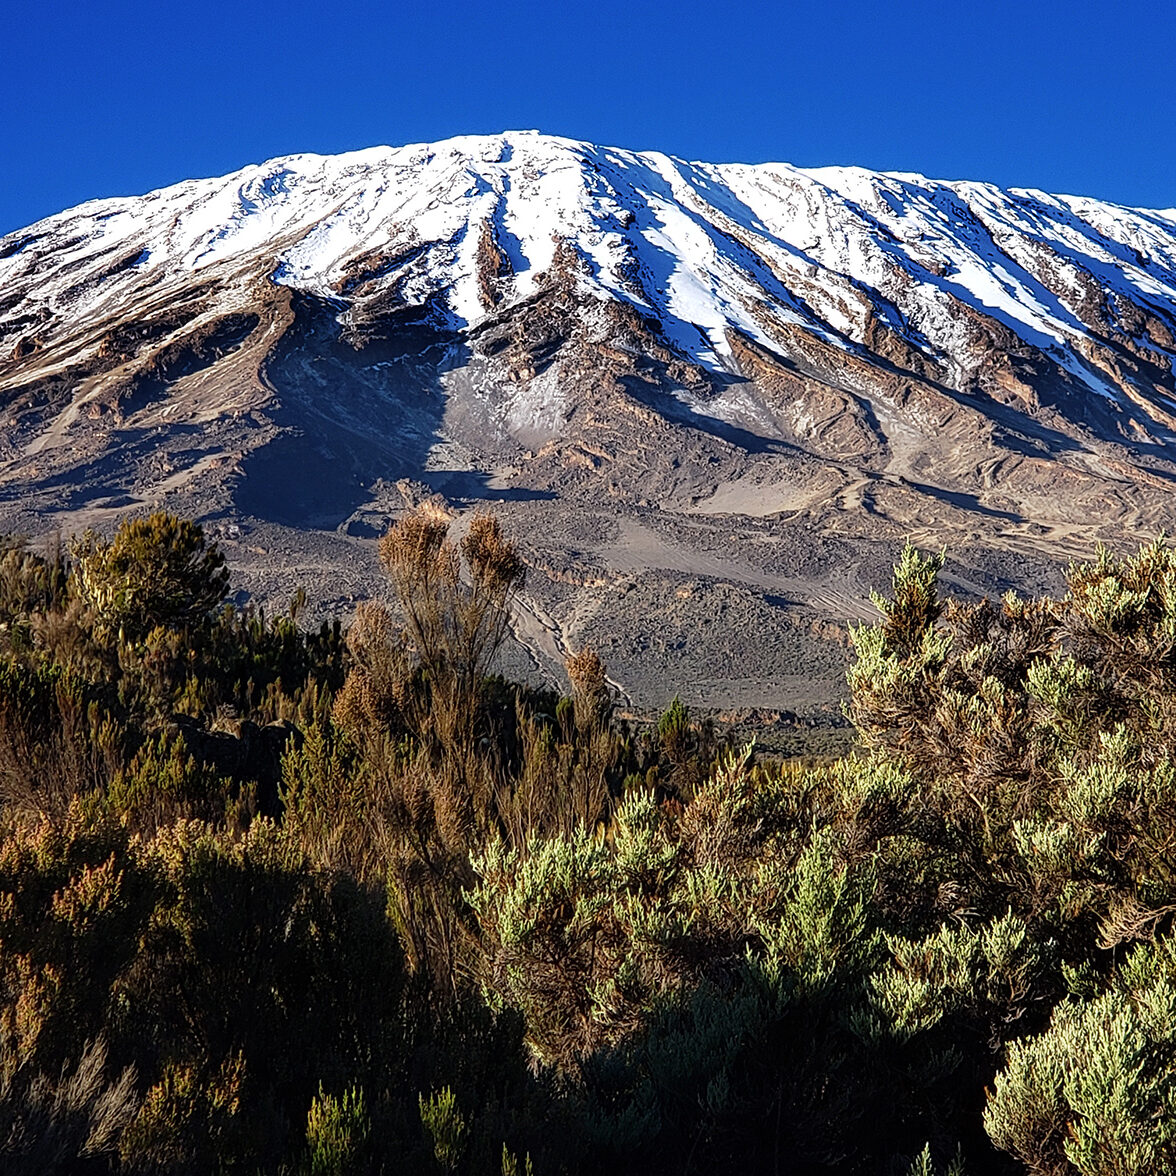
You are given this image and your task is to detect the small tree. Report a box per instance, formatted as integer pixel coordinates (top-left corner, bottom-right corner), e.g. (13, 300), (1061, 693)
(72, 513), (228, 643)
(321, 510), (528, 995)
(376, 508), (525, 755)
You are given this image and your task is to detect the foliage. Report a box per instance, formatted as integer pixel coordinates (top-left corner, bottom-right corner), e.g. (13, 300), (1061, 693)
(303, 1083), (370, 1176)
(73, 514), (228, 644)
(374, 508), (524, 757)
(8, 512), (1176, 1173)
(420, 1086), (467, 1173)
(0, 1035), (139, 1176)
(985, 935), (1176, 1175)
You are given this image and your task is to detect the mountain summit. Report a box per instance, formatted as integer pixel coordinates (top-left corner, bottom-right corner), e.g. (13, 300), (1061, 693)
(3, 132), (1176, 709)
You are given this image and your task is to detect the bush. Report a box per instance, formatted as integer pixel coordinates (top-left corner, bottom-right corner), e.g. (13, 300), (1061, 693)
(986, 935), (1176, 1175)
(303, 1083), (370, 1176)
(73, 513), (228, 644)
(12, 512), (1176, 1174)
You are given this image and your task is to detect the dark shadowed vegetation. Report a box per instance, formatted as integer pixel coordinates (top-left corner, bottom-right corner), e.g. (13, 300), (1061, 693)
(1, 511), (1175, 1174)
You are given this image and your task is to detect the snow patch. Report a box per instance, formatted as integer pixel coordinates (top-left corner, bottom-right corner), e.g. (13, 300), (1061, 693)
(5, 132), (1176, 412)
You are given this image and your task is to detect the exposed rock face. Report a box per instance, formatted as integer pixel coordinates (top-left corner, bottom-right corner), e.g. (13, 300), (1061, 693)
(2, 131), (1175, 710)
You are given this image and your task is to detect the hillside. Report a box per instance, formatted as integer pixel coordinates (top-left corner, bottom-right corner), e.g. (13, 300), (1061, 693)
(3, 131), (1176, 710)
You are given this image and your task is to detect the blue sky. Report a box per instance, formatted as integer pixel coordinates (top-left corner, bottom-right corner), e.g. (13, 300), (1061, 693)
(1, 0), (1172, 235)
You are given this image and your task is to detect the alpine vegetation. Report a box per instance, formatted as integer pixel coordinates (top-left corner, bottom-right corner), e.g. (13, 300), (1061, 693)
(1, 509), (1175, 1173)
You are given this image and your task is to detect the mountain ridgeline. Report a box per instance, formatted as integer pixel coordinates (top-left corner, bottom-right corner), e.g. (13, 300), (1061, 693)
(2, 132), (1176, 711)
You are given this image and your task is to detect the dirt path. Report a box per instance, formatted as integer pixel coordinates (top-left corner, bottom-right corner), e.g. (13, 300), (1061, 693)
(511, 590), (634, 705)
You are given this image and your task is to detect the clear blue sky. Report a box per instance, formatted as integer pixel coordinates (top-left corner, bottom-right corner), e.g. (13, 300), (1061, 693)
(1, 0), (1173, 235)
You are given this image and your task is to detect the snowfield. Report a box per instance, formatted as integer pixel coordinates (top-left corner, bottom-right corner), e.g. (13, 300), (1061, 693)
(4, 130), (1174, 400)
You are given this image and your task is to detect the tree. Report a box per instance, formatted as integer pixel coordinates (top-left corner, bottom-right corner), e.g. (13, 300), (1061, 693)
(375, 507), (525, 754)
(72, 513), (228, 643)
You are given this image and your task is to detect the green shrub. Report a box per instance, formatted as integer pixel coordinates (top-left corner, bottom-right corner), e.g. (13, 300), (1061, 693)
(304, 1083), (370, 1176)
(13, 513), (1176, 1175)
(420, 1086), (466, 1173)
(73, 513), (228, 644)
(986, 934), (1176, 1174)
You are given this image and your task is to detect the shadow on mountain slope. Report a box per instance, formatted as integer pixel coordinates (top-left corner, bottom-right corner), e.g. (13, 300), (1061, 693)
(236, 292), (468, 529)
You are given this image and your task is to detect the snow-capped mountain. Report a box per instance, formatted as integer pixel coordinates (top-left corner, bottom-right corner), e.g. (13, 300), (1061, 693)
(2, 131), (1176, 708)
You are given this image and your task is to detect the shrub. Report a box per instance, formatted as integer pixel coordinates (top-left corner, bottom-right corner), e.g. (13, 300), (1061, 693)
(0, 1036), (139, 1175)
(376, 508), (524, 757)
(17, 512), (1176, 1175)
(985, 934), (1176, 1175)
(304, 1083), (370, 1176)
(73, 513), (228, 644)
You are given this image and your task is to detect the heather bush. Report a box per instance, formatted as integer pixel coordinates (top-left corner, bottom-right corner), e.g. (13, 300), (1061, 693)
(72, 514), (228, 644)
(985, 934), (1176, 1175)
(303, 1082), (370, 1176)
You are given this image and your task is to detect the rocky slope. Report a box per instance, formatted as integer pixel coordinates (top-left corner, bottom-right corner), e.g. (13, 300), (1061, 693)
(2, 131), (1175, 713)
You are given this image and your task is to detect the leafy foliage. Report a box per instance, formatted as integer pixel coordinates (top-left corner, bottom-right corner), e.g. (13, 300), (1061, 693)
(6, 514), (1176, 1173)
(73, 514), (228, 643)
(303, 1083), (370, 1176)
